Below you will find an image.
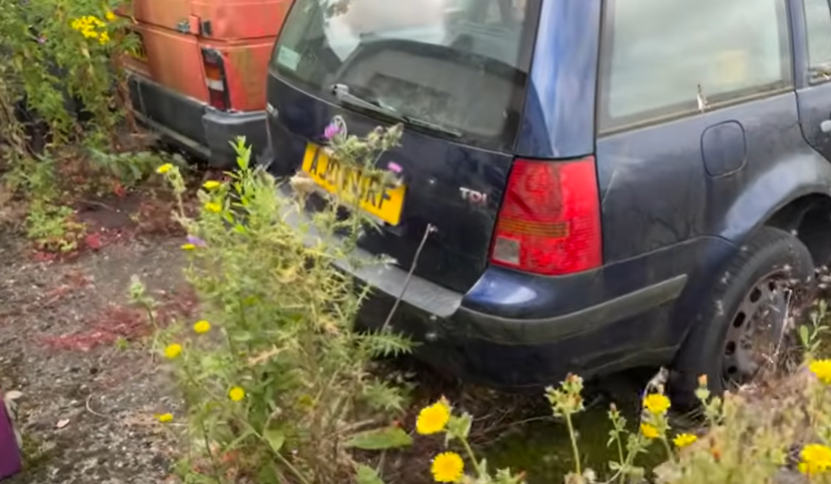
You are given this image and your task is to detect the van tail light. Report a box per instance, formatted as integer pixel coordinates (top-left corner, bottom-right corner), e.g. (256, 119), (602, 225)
(490, 156), (602, 275)
(201, 48), (229, 111)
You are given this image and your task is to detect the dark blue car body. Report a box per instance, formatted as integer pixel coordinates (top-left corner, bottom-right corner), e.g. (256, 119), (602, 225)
(262, 0), (831, 387)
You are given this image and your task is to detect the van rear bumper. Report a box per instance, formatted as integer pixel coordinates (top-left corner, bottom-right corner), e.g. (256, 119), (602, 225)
(276, 184), (690, 388)
(128, 74), (267, 168)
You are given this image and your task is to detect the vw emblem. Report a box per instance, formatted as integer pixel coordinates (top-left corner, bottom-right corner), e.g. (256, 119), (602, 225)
(331, 115), (348, 138)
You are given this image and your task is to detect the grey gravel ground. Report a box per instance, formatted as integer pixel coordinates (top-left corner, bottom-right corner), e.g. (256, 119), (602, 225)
(0, 231), (189, 484)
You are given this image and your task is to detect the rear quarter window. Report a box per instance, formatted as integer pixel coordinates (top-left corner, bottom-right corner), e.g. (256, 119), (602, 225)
(597, 0), (792, 133)
(805, 0), (831, 72)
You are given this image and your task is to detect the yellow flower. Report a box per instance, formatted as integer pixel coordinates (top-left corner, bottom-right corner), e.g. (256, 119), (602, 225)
(157, 163), (173, 174)
(203, 180), (221, 190)
(643, 393), (671, 415)
(800, 444), (831, 475)
(673, 433), (698, 448)
(156, 413), (173, 423)
(640, 423), (660, 440)
(431, 452), (464, 483)
(810, 359), (831, 384)
(181, 243), (196, 251)
(193, 320), (211, 334)
(164, 343), (182, 359)
(416, 399), (451, 435)
(105, 10), (117, 21)
(98, 31), (110, 45)
(204, 202), (222, 214)
(228, 386), (246, 402)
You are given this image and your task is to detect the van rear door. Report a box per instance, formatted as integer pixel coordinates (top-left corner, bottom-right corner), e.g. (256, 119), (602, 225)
(123, 0), (207, 104)
(190, 0), (292, 111)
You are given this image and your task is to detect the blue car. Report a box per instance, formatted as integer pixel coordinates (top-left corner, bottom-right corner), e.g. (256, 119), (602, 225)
(261, 0), (831, 402)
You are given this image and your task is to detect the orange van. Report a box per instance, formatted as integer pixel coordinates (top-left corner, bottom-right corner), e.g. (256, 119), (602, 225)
(122, 0), (292, 167)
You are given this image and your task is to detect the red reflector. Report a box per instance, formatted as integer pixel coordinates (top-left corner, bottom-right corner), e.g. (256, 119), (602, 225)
(490, 156), (602, 275)
(201, 49), (229, 111)
(208, 89), (227, 111)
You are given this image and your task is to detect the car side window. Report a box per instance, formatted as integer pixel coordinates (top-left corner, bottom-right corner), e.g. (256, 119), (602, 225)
(598, 0), (791, 133)
(805, 0), (831, 70)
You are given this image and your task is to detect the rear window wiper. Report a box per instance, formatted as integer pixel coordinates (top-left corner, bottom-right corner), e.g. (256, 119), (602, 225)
(400, 115), (461, 138)
(331, 83), (461, 138)
(332, 83), (404, 121)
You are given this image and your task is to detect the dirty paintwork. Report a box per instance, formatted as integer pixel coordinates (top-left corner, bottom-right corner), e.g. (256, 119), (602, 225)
(123, 23), (207, 103)
(260, 0), (831, 389)
(124, 0), (291, 110)
(191, 0), (291, 40)
(223, 41), (275, 111)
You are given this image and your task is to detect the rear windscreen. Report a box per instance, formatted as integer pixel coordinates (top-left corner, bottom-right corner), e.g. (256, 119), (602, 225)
(270, 0), (540, 152)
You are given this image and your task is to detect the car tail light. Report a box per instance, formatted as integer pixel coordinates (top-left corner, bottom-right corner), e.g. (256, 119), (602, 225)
(490, 156), (602, 275)
(201, 48), (229, 111)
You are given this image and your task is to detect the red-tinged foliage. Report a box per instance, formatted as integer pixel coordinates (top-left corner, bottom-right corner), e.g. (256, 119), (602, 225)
(39, 305), (147, 352)
(30, 251), (58, 263)
(155, 285), (200, 326)
(112, 180), (126, 198)
(84, 232), (102, 251)
(38, 284), (200, 352)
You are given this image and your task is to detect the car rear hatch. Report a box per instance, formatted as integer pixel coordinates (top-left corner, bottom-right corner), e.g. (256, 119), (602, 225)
(265, 0), (542, 294)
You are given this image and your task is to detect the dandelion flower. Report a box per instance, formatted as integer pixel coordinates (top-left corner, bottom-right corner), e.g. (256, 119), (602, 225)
(157, 163), (173, 174)
(164, 343), (182, 359)
(416, 399), (451, 435)
(810, 359), (831, 384)
(673, 433), (697, 448)
(800, 444), (831, 475)
(640, 423), (660, 440)
(181, 243), (196, 251)
(228, 386), (246, 402)
(105, 10), (116, 21)
(156, 413), (173, 423)
(98, 31), (110, 45)
(193, 320), (211, 334)
(431, 452), (464, 483)
(204, 202), (222, 214)
(643, 393), (671, 415)
(203, 180), (221, 190)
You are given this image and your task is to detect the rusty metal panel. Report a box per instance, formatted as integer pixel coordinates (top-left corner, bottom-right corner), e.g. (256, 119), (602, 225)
(195, 40), (272, 111)
(125, 0), (194, 32)
(122, 0), (288, 111)
(191, 0), (292, 40)
(137, 24), (208, 103)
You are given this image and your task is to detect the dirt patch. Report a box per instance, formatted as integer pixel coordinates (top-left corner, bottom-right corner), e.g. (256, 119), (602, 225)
(0, 224), (190, 484)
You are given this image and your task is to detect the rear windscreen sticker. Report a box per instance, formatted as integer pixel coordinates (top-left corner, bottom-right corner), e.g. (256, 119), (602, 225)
(277, 46), (301, 71)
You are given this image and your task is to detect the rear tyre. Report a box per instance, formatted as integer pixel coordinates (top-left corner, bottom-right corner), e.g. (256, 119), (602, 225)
(669, 226), (813, 408)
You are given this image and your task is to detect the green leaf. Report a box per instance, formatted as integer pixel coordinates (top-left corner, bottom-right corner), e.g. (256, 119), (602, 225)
(345, 426), (413, 450)
(800, 325), (810, 347)
(264, 428), (286, 453)
(355, 465), (385, 484)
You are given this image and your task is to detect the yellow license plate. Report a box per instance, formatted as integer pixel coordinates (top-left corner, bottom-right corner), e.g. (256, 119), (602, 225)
(301, 143), (406, 225)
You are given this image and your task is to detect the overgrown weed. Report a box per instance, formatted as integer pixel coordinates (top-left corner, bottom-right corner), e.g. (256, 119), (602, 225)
(0, 0), (171, 252)
(144, 125), (417, 484)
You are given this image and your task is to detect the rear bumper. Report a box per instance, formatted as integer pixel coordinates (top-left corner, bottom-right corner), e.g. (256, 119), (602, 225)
(277, 185), (689, 388)
(128, 74), (267, 168)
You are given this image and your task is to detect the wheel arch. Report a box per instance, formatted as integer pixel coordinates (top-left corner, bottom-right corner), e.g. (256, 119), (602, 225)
(764, 192), (831, 267)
